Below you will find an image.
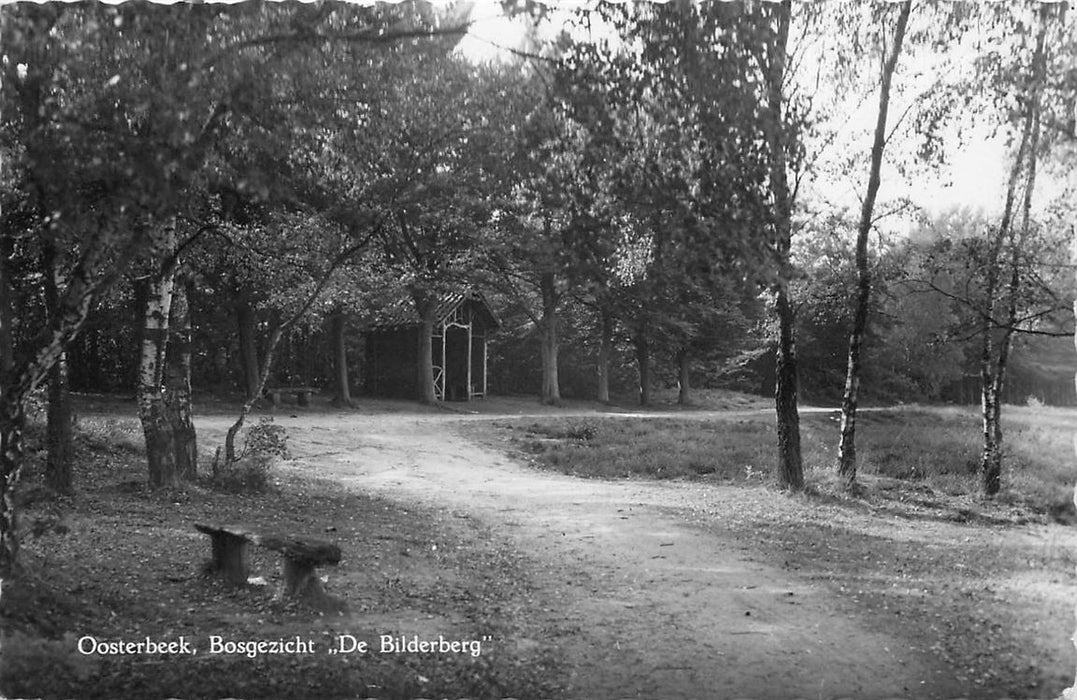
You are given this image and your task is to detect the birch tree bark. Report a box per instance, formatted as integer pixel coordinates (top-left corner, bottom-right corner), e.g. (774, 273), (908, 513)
(1064, 227), (1077, 700)
(137, 246), (178, 489)
(978, 6), (1048, 497)
(837, 0), (912, 490)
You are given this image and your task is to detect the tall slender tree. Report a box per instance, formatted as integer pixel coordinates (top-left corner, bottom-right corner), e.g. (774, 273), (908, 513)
(836, 1), (913, 490)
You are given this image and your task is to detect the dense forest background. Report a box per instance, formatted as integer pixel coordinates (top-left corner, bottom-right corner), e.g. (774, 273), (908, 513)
(60, 236), (1076, 407)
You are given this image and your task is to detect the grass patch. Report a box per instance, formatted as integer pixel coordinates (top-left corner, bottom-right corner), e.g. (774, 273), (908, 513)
(503, 416), (775, 481)
(3, 415), (565, 700)
(482, 405), (1075, 518)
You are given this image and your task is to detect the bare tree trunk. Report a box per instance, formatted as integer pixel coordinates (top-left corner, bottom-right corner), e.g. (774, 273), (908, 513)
(138, 258), (177, 489)
(418, 316), (436, 404)
(0, 397), (26, 576)
(980, 381), (1002, 495)
(978, 7), (1047, 498)
(1065, 205), (1077, 700)
(837, 0), (911, 490)
(596, 303), (612, 404)
(761, 0), (803, 490)
(635, 328), (651, 407)
(224, 323), (284, 466)
(131, 276), (149, 393)
(677, 347), (691, 406)
(45, 354), (74, 495)
(411, 291), (438, 405)
(0, 247), (22, 573)
(164, 280), (197, 480)
(774, 286), (803, 490)
(539, 271), (561, 406)
(235, 294), (262, 401)
(329, 309), (354, 408)
(42, 240), (74, 494)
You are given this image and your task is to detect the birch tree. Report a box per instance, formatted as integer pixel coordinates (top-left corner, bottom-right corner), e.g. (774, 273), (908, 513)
(836, 1), (913, 490)
(975, 3), (1056, 497)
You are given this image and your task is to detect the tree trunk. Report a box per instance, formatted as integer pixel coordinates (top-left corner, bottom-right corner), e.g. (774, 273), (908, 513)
(224, 322), (285, 466)
(236, 294), (261, 401)
(329, 309), (354, 408)
(138, 262), (177, 489)
(45, 353), (74, 495)
(418, 316), (436, 403)
(596, 303), (612, 404)
(1065, 199), (1077, 700)
(0, 239), (16, 574)
(677, 348), (691, 406)
(42, 240), (74, 494)
(979, 381), (1003, 496)
(760, 0), (803, 490)
(409, 290), (438, 405)
(837, 1), (911, 490)
(977, 7), (1047, 498)
(164, 280), (197, 480)
(0, 397), (26, 577)
(635, 328), (651, 407)
(132, 276), (149, 393)
(774, 286), (803, 490)
(539, 271), (561, 405)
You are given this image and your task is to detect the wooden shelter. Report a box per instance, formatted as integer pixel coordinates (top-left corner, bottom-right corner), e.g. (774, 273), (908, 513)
(362, 292), (499, 401)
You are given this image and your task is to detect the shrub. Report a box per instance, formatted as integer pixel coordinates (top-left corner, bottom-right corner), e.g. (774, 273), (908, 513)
(244, 417), (290, 460)
(209, 418), (288, 493)
(210, 454), (273, 493)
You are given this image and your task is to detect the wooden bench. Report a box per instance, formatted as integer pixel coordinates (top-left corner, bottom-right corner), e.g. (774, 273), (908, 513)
(265, 386), (317, 407)
(194, 523), (342, 601)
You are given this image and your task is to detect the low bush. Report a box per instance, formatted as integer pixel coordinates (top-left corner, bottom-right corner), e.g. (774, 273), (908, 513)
(209, 418), (288, 493)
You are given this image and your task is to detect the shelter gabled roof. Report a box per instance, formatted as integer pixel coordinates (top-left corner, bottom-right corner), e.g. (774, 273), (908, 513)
(365, 291), (500, 331)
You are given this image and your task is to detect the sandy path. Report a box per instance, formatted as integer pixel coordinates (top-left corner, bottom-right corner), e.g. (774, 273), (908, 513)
(200, 410), (967, 700)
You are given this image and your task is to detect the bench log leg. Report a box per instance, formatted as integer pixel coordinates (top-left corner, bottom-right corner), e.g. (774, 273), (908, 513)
(208, 532), (251, 585)
(278, 557), (346, 613)
(297, 391), (310, 407)
(281, 558), (323, 598)
(269, 391), (282, 407)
